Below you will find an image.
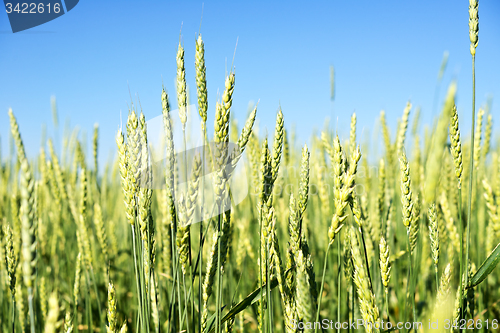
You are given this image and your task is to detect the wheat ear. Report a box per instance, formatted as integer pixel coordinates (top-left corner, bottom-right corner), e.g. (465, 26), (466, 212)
(4, 225), (17, 297)
(428, 203), (440, 287)
(469, 0), (479, 56)
(44, 292), (59, 333)
(379, 236), (391, 294)
(64, 310), (73, 333)
(396, 101), (412, 156)
(195, 34), (208, 125)
(473, 108), (484, 169)
(351, 226), (380, 333)
(380, 110), (393, 169)
(9, 109), (37, 333)
(483, 114), (492, 159)
(349, 112), (357, 154)
(107, 282), (117, 333)
(176, 41), (187, 128)
(449, 105), (463, 188)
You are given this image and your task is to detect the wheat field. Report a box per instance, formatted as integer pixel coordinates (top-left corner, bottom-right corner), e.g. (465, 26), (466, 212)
(1, 1), (500, 333)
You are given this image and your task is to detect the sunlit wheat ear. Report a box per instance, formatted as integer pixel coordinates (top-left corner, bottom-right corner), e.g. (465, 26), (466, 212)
(201, 231), (219, 331)
(107, 281), (117, 333)
(473, 108), (484, 169)
(176, 195), (190, 276)
(126, 109), (141, 193)
(288, 193), (301, 261)
(377, 158), (386, 223)
(259, 138), (272, 204)
(331, 142), (361, 244)
(116, 131), (134, 226)
(222, 73), (235, 115)
(295, 250), (313, 323)
(469, 0), (479, 56)
(379, 236), (391, 294)
(399, 150), (413, 230)
(428, 204), (440, 270)
(161, 88), (177, 224)
(412, 134), (424, 194)
(195, 34), (208, 125)
(185, 153), (202, 220)
(396, 101), (412, 156)
(4, 224), (18, 297)
(79, 168), (93, 270)
(298, 145), (310, 218)
(64, 310), (73, 333)
(138, 111), (150, 186)
(465, 261), (476, 315)
(119, 322), (128, 333)
(409, 195), (420, 255)
(229, 106), (257, 173)
(271, 108), (284, 184)
(380, 110), (393, 168)
(483, 114), (492, 159)
(436, 263), (452, 307)
(40, 276), (47, 321)
(321, 131), (334, 162)
(349, 112), (357, 154)
(9, 109), (37, 290)
(449, 105), (463, 188)
(328, 135), (346, 241)
(344, 145), (361, 196)
(137, 113), (154, 293)
(44, 292), (59, 333)
(350, 226), (380, 332)
(316, 158), (330, 219)
(47, 138), (68, 203)
(74, 252), (82, 306)
(483, 179), (500, 252)
(176, 41), (187, 128)
(94, 202), (108, 263)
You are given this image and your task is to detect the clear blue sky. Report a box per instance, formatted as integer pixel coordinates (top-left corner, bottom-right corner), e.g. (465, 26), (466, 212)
(1, 1), (499, 167)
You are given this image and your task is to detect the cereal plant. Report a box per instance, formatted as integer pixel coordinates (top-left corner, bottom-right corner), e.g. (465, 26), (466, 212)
(2, 2), (500, 333)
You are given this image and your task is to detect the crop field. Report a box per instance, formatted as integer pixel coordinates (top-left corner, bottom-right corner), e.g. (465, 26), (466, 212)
(1, 1), (500, 333)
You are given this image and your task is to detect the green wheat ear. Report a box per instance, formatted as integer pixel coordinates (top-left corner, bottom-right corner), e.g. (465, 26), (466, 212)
(107, 281), (117, 333)
(469, 0), (479, 56)
(195, 34), (208, 125)
(9, 109), (37, 290)
(473, 107), (484, 169)
(436, 263), (452, 307)
(351, 226), (380, 332)
(379, 236), (391, 293)
(4, 224), (18, 297)
(44, 292), (60, 333)
(396, 101), (412, 156)
(64, 310), (73, 333)
(176, 40), (187, 128)
(399, 150), (413, 230)
(428, 203), (439, 271)
(449, 105), (463, 188)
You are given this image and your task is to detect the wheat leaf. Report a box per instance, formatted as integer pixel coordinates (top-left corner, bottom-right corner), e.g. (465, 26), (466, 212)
(468, 242), (500, 289)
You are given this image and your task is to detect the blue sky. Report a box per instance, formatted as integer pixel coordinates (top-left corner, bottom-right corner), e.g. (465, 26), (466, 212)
(1, 1), (499, 167)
